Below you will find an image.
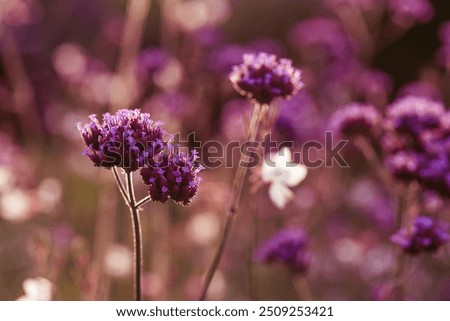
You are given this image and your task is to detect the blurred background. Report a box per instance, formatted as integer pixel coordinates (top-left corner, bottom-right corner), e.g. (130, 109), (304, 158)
(0, 0), (450, 300)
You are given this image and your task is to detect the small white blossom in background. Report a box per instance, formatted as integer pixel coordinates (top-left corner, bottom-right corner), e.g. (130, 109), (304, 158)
(261, 147), (308, 209)
(186, 211), (220, 246)
(0, 189), (33, 222)
(17, 277), (53, 301)
(35, 177), (63, 214)
(103, 244), (133, 278)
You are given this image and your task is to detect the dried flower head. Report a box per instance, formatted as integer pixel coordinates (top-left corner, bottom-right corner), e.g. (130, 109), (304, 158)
(391, 216), (449, 255)
(229, 52), (303, 105)
(140, 149), (203, 206)
(77, 109), (166, 172)
(255, 228), (310, 273)
(330, 103), (381, 137)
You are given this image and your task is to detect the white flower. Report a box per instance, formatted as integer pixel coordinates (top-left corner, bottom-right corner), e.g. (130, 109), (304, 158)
(17, 277), (53, 301)
(261, 147), (308, 209)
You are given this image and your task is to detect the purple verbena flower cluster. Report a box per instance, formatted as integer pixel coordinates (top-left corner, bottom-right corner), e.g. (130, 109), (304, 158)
(382, 96), (450, 197)
(140, 150), (203, 206)
(78, 109), (166, 172)
(330, 103), (381, 137)
(255, 228), (310, 273)
(391, 216), (449, 255)
(229, 52), (303, 105)
(78, 109), (202, 205)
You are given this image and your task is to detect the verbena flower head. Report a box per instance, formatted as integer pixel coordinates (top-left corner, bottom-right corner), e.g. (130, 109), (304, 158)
(391, 216), (449, 255)
(330, 103), (381, 137)
(382, 96), (450, 197)
(385, 151), (421, 181)
(77, 109), (166, 172)
(229, 52), (303, 105)
(140, 149), (203, 206)
(385, 96), (445, 139)
(255, 228), (310, 273)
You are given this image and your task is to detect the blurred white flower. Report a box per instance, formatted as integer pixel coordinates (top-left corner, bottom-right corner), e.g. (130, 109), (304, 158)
(0, 166), (15, 192)
(35, 177), (63, 214)
(186, 212), (220, 246)
(104, 244), (133, 278)
(261, 147), (308, 209)
(0, 189), (33, 222)
(17, 277), (53, 301)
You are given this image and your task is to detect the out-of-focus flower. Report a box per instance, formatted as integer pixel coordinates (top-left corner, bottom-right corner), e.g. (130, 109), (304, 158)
(51, 224), (75, 250)
(330, 103), (381, 137)
(52, 43), (88, 83)
(77, 109), (166, 172)
(136, 47), (170, 79)
(186, 212), (220, 246)
(347, 178), (395, 229)
(276, 92), (322, 141)
(384, 96), (444, 139)
(140, 149), (203, 206)
(0, 166), (15, 192)
(230, 52), (303, 105)
(438, 21), (450, 45)
(391, 216), (449, 255)
(153, 58), (184, 91)
(385, 151), (420, 181)
(398, 81), (441, 101)
(104, 244), (133, 278)
(35, 177), (63, 214)
(388, 0), (434, 27)
(0, 0), (43, 27)
(261, 147), (308, 209)
(355, 70), (392, 105)
(289, 18), (354, 62)
(171, 0), (231, 33)
(382, 96), (450, 197)
(0, 189), (33, 222)
(255, 228), (310, 273)
(332, 237), (364, 265)
(17, 277), (53, 301)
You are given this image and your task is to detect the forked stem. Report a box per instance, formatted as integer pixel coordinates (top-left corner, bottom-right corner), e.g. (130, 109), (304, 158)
(199, 103), (265, 300)
(112, 167), (130, 204)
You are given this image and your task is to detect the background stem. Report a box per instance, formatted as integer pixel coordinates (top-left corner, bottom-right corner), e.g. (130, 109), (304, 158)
(199, 103), (264, 300)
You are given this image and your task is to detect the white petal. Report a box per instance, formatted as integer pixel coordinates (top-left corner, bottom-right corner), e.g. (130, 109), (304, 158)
(268, 183), (294, 209)
(23, 277), (52, 301)
(283, 163), (308, 187)
(261, 147), (294, 182)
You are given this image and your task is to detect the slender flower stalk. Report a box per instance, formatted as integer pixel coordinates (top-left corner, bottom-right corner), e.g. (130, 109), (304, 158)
(78, 108), (202, 300)
(199, 103), (264, 300)
(200, 53), (304, 300)
(293, 276), (315, 301)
